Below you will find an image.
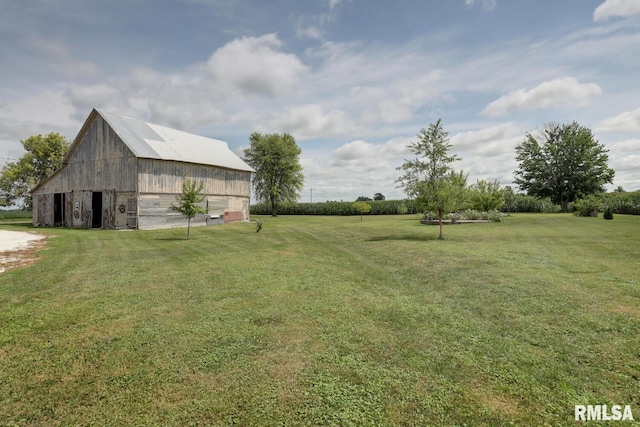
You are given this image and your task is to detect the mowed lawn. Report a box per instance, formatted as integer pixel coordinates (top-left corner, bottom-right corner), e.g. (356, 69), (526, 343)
(1, 214), (639, 426)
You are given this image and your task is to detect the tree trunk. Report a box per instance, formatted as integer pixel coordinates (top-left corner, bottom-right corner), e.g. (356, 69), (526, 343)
(271, 200), (278, 217)
(560, 199), (569, 213)
(438, 211), (444, 240)
(187, 218), (191, 239)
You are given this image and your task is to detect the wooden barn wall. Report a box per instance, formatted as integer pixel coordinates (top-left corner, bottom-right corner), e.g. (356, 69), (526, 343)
(33, 115), (138, 195)
(115, 192), (137, 229)
(33, 194), (54, 227)
(136, 159), (251, 229)
(137, 193), (250, 230)
(137, 159), (251, 196)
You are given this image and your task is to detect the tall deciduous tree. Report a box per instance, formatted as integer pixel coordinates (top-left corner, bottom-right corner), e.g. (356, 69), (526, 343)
(0, 133), (70, 209)
(396, 119), (463, 240)
(171, 176), (206, 239)
(514, 122), (614, 212)
(243, 132), (304, 216)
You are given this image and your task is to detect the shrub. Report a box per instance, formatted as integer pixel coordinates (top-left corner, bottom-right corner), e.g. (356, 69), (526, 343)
(573, 194), (603, 217)
(603, 207), (613, 220)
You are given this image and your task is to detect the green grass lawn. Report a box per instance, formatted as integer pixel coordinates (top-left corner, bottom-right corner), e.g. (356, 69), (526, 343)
(1, 214), (639, 426)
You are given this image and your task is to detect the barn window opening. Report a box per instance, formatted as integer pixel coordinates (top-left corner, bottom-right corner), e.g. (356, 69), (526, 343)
(92, 191), (103, 228)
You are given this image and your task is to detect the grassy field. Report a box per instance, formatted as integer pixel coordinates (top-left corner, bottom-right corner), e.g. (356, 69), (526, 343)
(1, 214), (638, 426)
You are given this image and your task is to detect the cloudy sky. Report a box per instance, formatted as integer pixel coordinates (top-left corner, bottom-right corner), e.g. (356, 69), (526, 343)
(2, 0), (639, 202)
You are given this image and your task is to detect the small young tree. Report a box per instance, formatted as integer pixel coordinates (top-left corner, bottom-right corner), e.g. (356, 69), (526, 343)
(352, 201), (371, 220)
(171, 176), (206, 239)
(396, 119), (463, 240)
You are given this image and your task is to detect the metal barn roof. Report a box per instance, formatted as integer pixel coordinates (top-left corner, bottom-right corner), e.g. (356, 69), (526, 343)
(97, 109), (254, 172)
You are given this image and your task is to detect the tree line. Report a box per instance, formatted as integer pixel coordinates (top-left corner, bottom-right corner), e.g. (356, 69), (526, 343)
(0, 120), (622, 229)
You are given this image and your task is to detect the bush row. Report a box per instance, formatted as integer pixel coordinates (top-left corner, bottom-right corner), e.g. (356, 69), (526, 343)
(501, 195), (561, 213)
(251, 195), (561, 216)
(573, 191), (640, 216)
(602, 191), (640, 215)
(250, 200), (420, 216)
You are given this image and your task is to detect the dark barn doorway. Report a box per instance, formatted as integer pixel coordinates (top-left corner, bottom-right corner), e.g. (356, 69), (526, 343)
(54, 193), (65, 226)
(92, 191), (102, 228)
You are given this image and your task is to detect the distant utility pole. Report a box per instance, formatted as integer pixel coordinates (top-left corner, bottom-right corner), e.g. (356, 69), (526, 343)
(310, 188), (314, 203)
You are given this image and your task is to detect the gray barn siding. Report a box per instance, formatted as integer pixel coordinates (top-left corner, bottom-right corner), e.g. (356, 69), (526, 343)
(34, 116), (138, 195)
(137, 159), (251, 196)
(136, 192), (249, 230)
(33, 194), (53, 227)
(136, 159), (252, 229)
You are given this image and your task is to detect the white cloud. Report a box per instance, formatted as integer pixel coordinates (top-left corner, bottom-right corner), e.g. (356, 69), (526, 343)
(301, 137), (412, 201)
(481, 77), (602, 117)
(595, 107), (640, 133)
(450, 123), (523, 185)
(205, 34), (307, 96)
(465, 0), (497, 11)
(255, 104), (359, 140)
(611, 138), (640, 153)
(451, 122), (523, 153)
(593, 0), (640, 21)
(0, 90), (77, 158)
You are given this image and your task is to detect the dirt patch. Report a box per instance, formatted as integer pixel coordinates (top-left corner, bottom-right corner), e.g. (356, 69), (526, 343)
(0, 230), (48, 274)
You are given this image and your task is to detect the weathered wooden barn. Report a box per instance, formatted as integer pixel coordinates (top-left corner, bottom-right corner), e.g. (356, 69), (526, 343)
(32, 109), (254, 230)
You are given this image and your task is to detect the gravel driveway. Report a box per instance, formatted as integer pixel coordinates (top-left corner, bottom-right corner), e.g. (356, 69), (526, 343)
(0, 230), (46, 273)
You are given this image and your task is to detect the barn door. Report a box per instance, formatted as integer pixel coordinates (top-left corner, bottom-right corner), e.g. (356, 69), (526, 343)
(126, 197), (137, 229)
(102, 190), (116, 230)
(82, 191), (93, 228)
(65, 192), (73, 227)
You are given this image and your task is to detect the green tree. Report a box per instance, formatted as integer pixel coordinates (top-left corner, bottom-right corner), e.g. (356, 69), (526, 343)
(396, 119), (463, 240)
(352, 201), (371, 220)
(373, 192), (385, 201)
(514, 122), (614, 212)
(243, 132), (304, 216)
(0, 132), (70, 209)
(171, 176), (206, 239)
(470, 179), (504, 212)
